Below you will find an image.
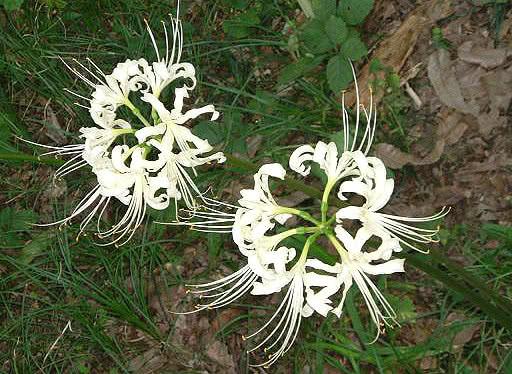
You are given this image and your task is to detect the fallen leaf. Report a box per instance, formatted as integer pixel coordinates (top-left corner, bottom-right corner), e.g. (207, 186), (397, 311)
(344, 0), (453, 107)
(128, 348), (166, 374)
(43, 99), (67, 144)
(458, 41), (508, 69)
(246, 135), (263, 158)
(375, 111), (467, 169)
(452, 324), (480, 352)
(206, 340), (236, 373)
(428, 49), (477, 115)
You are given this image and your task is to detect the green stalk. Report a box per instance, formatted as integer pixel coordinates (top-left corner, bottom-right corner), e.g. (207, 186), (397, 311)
(125, 100), (151, 127)
(0, 152), (65, 166)
(401, 252), (512, 331)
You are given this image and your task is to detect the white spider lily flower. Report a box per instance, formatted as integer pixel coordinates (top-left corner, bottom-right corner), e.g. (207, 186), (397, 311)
(166, 163), (294, 238)
(142, 90), (219, 134)
(336, 157), (450, 253)
(63, 58), (145, 129)
(224, 163), (295, 250)
(96, 146), (170, 245)
(238, 163), (292, 224)
(332, 226), (404, 340)
(131, 92), (224, 209)
(290, 140), (369, 183)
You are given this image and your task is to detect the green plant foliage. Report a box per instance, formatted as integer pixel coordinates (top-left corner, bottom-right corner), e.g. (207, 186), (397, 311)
(338, 0), (374, 26)
(386, 294), (417, 322)
(220, 0), (249, 9)
(0, 0), (23, 11)
(326, 54), (353, 92)
(0, 207), (38, 247)
(311, 0), (336, 21)
(325, 15), (348, 44)
(342, 35), (368, 59)
(223, 9), (260, 39)
(277, 55), (326, 85)
(279, 0), (374, 93)
(302, 19), (335, 54)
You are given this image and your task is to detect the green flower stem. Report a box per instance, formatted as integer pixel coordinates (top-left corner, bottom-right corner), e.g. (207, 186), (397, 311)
(0, 152), (65, 166)
(125, 99), (151, 127)
(321, 179), (336, 223)
(325, 231), (349, 262)
(282, 207), (321, 226)
(401, 252), (512, 331)
(295, 226), (321, 235)
(293, 232), (322, 271)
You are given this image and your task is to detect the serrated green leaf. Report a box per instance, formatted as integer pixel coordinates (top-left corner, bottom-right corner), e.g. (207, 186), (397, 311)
(341, 36), (368, 60)
(302, 19), (334, 54)
(338, 0), (374, 26)
(311, 0), (336, 21)
(223, 9), (260, 39)
(1, 0), (24, 11)
(277, 55), (325, 85)
(324, 16), (348, 44)
(326, 54), (353, 93)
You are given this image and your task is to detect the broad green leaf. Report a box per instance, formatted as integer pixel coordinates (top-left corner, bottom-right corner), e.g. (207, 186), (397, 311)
(386, 294), (417, 322)
(277, 55), (325, 85)
(326, 54), (353, 92)
(19, 231), (52, 264)
(342, 36), (368, 60)
(324, 16), (348, 44)
(0, 207), (38, 232)
(192, 120), (226, 145)
(1, 0), (24, 11)
(338, 0), (374, 26)
(311, 0), (336, 21)
(302, 19), (334, 54)
(0, 208), (38, 247)
(223, 9), (260, 39)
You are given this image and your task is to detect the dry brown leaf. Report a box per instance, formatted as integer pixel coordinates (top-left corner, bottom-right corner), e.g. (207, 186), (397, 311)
(128, 347), (166, 374)
(246, 135), (263, 158)
(428, 49), (478, 115)
(458, 41), (508, 69)
(452, 324), (480, 352)
(375, 112), (467, 169)
(345, 0), (452, 107)
(206, 340), (236, 373)
(43, 100), (67, 144)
